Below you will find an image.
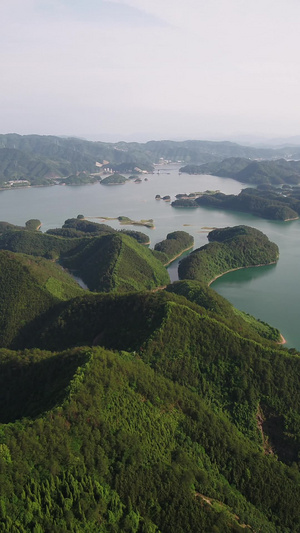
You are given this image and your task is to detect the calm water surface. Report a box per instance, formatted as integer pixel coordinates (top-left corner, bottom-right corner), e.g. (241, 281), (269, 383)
(0, 165), (299, 348)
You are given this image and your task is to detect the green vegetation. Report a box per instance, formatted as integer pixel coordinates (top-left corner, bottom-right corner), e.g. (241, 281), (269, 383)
(0, 345), (284, 533)
(1, 212), (300, 532)
(0, 250), (83, 348)
(1, 289), (300, 531)
(0, 220), (41, 233)
(25, 219), (42, 231)
(172, 187), (300, 221)
(119, 229), (150, 244)
(166, 280), (281, 342)
(192, 187), (299, 221)
(178, 225), (279, 284)
(61, 233), (169, 292)
(61, 217), (150, 241)
(101, 173), (127, 185)
(62, 218), (117, 235)
(0, 229), (85, 260)
(2, 134), (300, 188)
(62, 172), (98, 185)
(0, 220), (169, 293)
(0, 221), (23, 233)
(154, 231), (194, 265)
(180, 157), (300, 186)
(117, 216), (155, 229)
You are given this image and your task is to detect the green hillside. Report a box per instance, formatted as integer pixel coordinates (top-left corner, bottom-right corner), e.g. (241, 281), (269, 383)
(27, 289), (291, 444)
(0, 346), (279, 533)
(47, 217), (149, 244)
(153, 231), (194, 265)
(178, 225), (279, 284)
(180, 157), (300, 185)
(166, 280), (281, 342)
(1, 216), (300, 531)
(61, 233), (170, 292)
(100, 173), (127, 185)
(3, 134), (300, 187)
(0, 222), (169, 292)
(192, 188), (300, 221)
(0, 250), (83, 348)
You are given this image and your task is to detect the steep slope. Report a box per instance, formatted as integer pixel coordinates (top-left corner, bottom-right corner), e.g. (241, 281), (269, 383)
(0, 250), (83, 347)
(21, 288), (300, 460)
(0, 225), (169, 292)
(166, 280), (280, 342)
(61, 233), (170, 292)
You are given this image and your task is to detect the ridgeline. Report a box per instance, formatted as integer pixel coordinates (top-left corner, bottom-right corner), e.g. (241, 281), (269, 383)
(0, 217), (299, 533)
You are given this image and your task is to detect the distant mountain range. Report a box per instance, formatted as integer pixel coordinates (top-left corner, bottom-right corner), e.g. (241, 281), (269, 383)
(1, 133), (300, 186)
(180, 157), (300, 185)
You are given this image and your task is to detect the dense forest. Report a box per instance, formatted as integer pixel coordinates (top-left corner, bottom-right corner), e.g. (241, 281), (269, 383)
(180, 157), (300, 185)
(0, 216), (300, 532)
(172, 186), (300, 221)
(178, 225), (279, 284)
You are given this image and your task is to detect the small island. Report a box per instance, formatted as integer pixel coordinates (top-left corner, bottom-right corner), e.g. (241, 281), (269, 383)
(153, 231), (194, 265)
(84, 215), (155, 229)
(100, 173), (127, 185)
(178, 225), (279, 285)
(117, 216), (154, 228)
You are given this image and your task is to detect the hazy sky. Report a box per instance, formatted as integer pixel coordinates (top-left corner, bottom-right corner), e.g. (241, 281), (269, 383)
(1, 0), (300, 141)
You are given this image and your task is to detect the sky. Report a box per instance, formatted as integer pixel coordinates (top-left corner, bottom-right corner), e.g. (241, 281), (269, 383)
(1, 0), (300, 142)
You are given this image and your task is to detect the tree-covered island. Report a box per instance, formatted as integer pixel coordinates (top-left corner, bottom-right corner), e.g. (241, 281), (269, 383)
(178, 225), (279, 284)
(172, 186), (300, 221)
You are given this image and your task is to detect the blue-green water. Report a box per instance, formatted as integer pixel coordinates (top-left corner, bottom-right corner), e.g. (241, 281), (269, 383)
(0, 165), (299, 348)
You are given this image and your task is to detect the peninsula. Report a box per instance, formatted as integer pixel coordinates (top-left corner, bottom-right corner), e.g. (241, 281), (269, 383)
(178, 225), (279, 285)
(172, 187), (300, 221)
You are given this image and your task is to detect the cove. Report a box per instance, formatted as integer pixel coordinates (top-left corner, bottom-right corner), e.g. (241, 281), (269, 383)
(0, 164), (299, 348)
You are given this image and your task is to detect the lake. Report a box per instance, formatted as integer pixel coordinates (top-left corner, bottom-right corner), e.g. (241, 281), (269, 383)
(1, 164), (299, 348)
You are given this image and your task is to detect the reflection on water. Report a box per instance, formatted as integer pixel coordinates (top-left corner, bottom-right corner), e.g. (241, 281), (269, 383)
(212, 262), (278, 286)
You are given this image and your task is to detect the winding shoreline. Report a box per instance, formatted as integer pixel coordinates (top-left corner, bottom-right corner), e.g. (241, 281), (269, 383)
(208, 261), (277, 287)
(164, 245), (194, 267)
(208, 261), (287, 345)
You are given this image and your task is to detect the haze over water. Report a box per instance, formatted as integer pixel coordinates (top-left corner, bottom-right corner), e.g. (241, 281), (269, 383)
(0, 165), (298, 348)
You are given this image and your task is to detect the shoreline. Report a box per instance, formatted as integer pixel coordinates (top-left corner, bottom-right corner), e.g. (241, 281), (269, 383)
(164, 245), (194, 267)
(277, 334), (287, 345)
(84, 215), (155, 229)
(208, 261), (287, 345)
(284, 216), (299, 222)
(208, 261), (277, 286)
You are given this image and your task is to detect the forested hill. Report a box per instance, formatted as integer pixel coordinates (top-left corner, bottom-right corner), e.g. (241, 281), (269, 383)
(1, 288), (300, 531)
(2, 218), (300, 532)
(1, 134), (300, 185)
(180, 157), (300, 185)
(178, 225), (279, 284)
(0, 219), (171, 294)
